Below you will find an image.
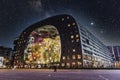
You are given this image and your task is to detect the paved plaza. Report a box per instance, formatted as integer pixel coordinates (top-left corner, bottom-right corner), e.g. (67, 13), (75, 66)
(0, 69), (120, 80)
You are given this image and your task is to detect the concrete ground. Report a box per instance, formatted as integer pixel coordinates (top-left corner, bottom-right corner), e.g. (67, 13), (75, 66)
(0, 69), (120, 80)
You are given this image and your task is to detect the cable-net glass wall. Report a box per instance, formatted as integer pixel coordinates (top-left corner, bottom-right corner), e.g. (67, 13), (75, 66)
(24, 25), (61, 65)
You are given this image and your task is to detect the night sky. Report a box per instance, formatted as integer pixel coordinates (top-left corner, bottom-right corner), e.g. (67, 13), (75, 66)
(0, 0), (120, 48)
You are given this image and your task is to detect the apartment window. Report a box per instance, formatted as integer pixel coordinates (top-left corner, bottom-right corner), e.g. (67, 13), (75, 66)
(24, 32), (26, 34)
(71, 35), (74, 39)
(67, 56), (70, 60)
(75, 30), (78, 33)
(57, 64), (60, 66)
(74, 26), (77, 29)
(72, 22), (76, 26)
(62, 18), (64, 21)
(72, 55), (76, 59)
(87, 55), (92, 60)
(72, 62), (76, 67)
(76, 39), (79, 42)
(76, 34), (79, 38)
(66, 63), (70, 66)
(92, 56), (95, 60)
(77, 62), (82, 65)
(62, 56), (66, 60)
(67, 16), (70, 19)
(86, 39), (89, 45)
(21, 35), (24, 38)
(73, 49), (76, 52)
(77, 55), (81, 59)
(83, 54), (87, 59)
(72, 40), (74, 43)
(61, 63), (65, 67)
(67, 24), (71, 27)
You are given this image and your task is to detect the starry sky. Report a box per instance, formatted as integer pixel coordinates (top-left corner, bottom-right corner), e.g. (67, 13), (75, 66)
(0, 0), (120, 48)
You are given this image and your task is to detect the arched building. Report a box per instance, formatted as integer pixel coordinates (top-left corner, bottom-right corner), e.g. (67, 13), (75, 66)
(13, 14), (113, 69)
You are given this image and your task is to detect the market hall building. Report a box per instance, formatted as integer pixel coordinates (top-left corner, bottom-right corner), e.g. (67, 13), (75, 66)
(13, 14), (113, 69)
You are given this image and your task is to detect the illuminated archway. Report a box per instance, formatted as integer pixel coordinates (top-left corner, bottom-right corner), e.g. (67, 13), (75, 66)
(14, 14), (83, 69)
(24, 25), (61, 65)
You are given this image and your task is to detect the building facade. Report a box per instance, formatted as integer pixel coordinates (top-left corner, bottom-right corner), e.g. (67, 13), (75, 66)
(108, 46), (120, 68)
(13, 14), (113, 69)
(0, 46), (12, 68)
(80, 27), (113, 68)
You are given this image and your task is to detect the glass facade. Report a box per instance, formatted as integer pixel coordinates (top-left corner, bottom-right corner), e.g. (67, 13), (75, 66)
(108, 46), (120, 68)
(24, 25), (61, 65)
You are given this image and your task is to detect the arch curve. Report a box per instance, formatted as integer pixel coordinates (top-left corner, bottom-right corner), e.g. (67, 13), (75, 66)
(14, 14), (83, 68)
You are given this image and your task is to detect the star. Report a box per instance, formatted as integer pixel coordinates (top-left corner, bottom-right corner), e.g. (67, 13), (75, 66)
(90, 22), (94, 25)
